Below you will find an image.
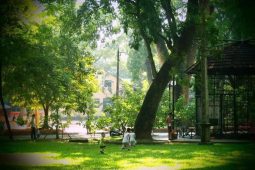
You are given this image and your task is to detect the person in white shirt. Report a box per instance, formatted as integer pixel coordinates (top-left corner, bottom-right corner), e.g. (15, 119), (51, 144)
(121, 128), (131, 150)
(130, 129), (136, 147)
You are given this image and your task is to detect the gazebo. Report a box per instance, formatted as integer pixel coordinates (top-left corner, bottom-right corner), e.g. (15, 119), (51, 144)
(187, 41), (255, 139)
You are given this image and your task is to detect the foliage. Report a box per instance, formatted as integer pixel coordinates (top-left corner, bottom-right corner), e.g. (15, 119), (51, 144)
(154, 87), (196, 129)
(16, 115), (25, 126)
(174, 96), (196, 128)
(154, 89), (171, 128)
(214, 0), (255, 40)
(2, 1), (99, 129)
(0, 0), (36, 93)
(49, 110), (60, 128)
(127, 42), (148, 85)
(84, 116), (97, 134)
(96, 114), (111, 130)
(2, 0), (254, 140)
(103, 83), (145, 133)
(0, 0), (38, 139)
(93, 33), (131, 80)
(76, 0), (116, 48)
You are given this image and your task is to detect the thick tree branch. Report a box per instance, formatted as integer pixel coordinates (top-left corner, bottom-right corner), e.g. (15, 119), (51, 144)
(135, 0), (157, 79)
(177, 0), (199, 54)
(160, 0), (178, 45)
(158, 32), (174, 52)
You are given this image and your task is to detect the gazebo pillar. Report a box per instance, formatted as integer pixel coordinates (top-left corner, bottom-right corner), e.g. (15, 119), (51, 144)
(200, 56), (211, 144)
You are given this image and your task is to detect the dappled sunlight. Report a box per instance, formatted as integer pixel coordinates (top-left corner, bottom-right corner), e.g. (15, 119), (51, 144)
(68, 152), (83, 156)
(106, 144), (255, 170)
(65, 157), (90, 165)
(190, 155), (231, 169)
(115, 156), (225, 170)
(135, 165), (175, 170)
(115, 157), (173, 169)
(1, 141), (254, 169)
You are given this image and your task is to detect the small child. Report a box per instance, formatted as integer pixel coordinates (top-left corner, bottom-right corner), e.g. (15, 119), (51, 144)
(99, 132), (106, 154)
(130, 129), (136, 147)
(121, 128), (131, 150)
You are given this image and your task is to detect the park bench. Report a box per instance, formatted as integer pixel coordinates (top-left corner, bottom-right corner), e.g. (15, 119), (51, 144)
(41, 132), (79, 139)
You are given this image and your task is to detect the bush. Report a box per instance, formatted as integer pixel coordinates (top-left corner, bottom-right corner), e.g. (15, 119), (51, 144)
(174, 96), (196, 128)
(16, 115), (25, 126)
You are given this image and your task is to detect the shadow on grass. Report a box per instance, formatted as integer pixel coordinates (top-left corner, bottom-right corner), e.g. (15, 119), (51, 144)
(0, 140), (255, 169)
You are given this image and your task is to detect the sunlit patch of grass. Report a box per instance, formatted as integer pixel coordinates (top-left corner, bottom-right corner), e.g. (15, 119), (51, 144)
(0, 140), (255, 169)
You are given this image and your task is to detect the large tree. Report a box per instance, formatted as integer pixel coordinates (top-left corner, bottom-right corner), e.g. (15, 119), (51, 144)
(0, 0), (37, 139)
(4, 1), (98, 130)
(116, 0), (201, 139)
(130, 0), (255, 139)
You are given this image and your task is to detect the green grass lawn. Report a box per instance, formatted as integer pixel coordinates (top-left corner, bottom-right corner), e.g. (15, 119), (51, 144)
(0, 140), (254, 170)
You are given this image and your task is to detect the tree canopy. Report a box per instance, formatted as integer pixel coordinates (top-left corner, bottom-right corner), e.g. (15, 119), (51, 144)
(1, 0), (254, 140)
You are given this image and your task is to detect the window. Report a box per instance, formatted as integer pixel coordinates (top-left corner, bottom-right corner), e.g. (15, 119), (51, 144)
(104, 80), (112, 93)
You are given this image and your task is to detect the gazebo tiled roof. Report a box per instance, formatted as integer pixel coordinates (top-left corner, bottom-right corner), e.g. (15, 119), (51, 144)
(186, 41), (255, 75)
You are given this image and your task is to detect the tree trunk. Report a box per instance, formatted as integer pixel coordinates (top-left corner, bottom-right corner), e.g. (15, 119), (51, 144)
(56, 109), (59, 139)
(43, 104), (50, 128)
(199, 0), (210, 144)
(135, 58), (174, 139)
(0, 63), (13, 140)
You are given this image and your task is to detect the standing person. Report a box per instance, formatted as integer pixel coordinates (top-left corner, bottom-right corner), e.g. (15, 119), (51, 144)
(130, 128), (136, 147)
(99, 132), (106, 154)
(30, 114), (37, 140)
(166, 113), (173, 140)
(12, 115), (16, 122)
(121, 128), (131, 150)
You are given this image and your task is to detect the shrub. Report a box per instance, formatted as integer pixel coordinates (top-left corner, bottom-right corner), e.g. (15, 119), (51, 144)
(16, 115), (25, 126)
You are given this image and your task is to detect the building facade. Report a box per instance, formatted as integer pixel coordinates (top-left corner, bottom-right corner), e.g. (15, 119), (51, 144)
(93, 72), (122, 116)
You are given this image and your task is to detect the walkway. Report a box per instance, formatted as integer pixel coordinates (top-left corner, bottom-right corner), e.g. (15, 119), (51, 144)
(152, 132), (253, 143)
(1, 132), (251, 144)
(1, 120), (253, 143)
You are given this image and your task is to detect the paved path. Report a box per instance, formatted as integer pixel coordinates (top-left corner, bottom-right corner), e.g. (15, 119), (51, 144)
(1, 131), (252, 143)
(152, 132), (252, 143)
(5, 120), (253, 143)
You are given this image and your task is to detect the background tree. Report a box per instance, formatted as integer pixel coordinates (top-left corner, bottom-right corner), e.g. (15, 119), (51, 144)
(215, 0), (255, 40)
(127, 42), (149, 86)
(3, 1), (98, 131)
(93, 34), (131, 80)
(154, 89), (171, 129)
(0, 0), (39, 139)
(174, 96), (195, 129)
(102, 83), (145, 134)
